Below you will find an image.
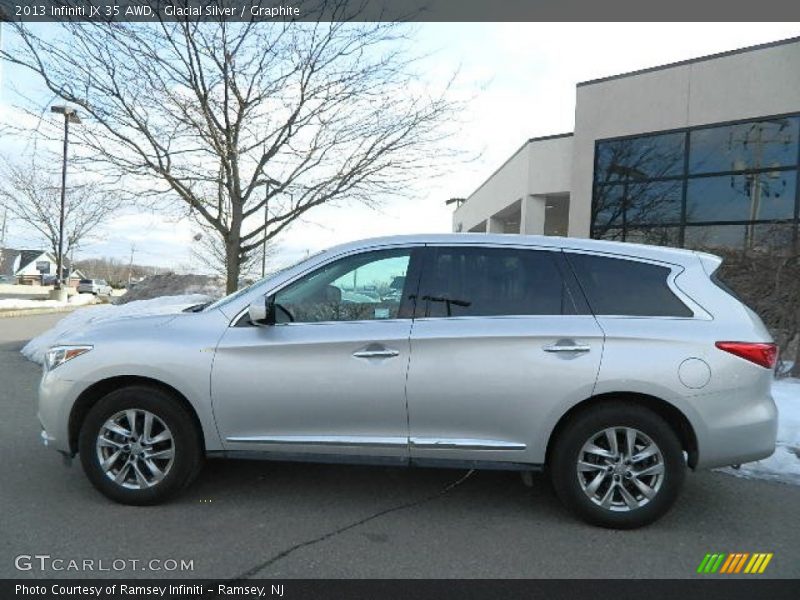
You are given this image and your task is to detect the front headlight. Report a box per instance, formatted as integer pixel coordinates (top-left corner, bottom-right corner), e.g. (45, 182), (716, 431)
(44, 345), (93, 371)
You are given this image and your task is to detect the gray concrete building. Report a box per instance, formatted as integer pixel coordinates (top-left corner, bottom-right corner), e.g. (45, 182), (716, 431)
(453, 36), (800, 256)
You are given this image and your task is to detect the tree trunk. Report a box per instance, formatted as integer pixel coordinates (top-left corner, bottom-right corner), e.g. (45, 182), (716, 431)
(225, 238), (241, 294)
(790, 333), (800, 378)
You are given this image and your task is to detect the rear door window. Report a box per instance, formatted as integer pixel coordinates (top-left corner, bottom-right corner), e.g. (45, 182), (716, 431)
(565, 253), (693, 317)
(418, 246), (584, 317)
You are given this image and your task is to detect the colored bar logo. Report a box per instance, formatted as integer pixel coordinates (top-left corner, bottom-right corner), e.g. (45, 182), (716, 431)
(697, 552), (773, 574)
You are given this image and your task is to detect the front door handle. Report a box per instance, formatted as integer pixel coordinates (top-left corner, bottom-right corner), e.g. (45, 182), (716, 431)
(353, 348), (400, 359)
(543, 340), (591, 353)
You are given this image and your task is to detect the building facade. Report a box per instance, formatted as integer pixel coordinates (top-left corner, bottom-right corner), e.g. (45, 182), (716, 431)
(453, 36), (800, 259)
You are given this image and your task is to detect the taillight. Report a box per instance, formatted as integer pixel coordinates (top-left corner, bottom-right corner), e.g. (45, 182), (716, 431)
(715, 342), (778, 369)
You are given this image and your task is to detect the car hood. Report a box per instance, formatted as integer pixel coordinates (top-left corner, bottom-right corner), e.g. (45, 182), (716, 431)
(51, 313), (181, 346)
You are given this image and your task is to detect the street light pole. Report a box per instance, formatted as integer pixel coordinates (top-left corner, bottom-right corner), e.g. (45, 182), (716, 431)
(51, 105), (81, 290)
(57, 113), (69, 288)
(261, 181), (269, 278)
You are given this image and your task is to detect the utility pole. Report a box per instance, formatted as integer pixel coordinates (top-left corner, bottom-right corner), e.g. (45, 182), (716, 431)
(128, 243), (136, 288)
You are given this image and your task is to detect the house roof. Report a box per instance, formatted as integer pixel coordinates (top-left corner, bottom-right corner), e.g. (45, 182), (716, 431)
(0, 248), (75, 277)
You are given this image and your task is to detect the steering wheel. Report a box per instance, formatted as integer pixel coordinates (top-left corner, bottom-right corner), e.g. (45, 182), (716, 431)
(274, 302), (295, 323)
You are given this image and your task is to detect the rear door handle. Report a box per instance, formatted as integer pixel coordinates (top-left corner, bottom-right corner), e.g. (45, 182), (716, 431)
(353, 348), (400, 359)
(543, 341), (591, 353)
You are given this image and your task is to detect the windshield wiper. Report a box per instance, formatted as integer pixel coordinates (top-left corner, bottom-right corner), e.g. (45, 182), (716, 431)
(183, 302), (211, 313)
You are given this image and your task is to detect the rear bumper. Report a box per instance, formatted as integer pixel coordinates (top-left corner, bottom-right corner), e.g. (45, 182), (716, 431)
(692, 385), (778, 469)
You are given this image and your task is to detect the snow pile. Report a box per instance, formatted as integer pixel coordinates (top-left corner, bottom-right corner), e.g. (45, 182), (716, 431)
(721, 378), (800, 485)
(116, 274), (224, 305)
(69, 293), (99, 306)
(21, 294), (211, 365)
(0, 293), (98, 311)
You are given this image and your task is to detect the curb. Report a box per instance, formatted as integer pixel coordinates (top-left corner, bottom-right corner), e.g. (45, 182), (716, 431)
(0, 306), (82, 319)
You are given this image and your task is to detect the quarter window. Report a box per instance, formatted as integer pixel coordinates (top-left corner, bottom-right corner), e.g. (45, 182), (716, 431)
(418, 247), (581, 318)
(274, 249), (413, 323)
(566, 253), (693, 318)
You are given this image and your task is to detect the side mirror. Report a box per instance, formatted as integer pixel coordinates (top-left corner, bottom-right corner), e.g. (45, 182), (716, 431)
(249, 295), (276, 326)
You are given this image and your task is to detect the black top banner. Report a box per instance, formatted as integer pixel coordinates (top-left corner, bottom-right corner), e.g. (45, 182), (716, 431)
(2, 0), (800, 22)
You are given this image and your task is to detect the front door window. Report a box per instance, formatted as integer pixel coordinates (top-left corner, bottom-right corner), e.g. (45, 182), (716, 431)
(274, 249), (413, 323)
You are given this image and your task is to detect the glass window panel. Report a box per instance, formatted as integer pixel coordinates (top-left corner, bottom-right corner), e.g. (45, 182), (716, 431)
(594, 132), (686, 184)
(419, 247), (575, 317)
(686, 171), (796, 223)
(592, 180), (682, 236)
(592, 227), (625, 242)
(623, 226), (681, 248)
(275, 249), (411, 323)
(592, 184), (626, 235)
(684, 224), (748, 252)
(567, 253), (693, 317)
(625, 180), (683, 226)
(689, 117), (799, 175)
(685, 223), (798, 256)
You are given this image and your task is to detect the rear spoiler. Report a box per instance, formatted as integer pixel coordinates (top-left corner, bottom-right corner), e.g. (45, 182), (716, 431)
(694, 251), (723, 277)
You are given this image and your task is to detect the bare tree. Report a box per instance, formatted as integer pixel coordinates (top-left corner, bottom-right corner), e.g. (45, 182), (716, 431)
(1, 4), (460, 292)
(0, 154), (123, 265)
(190, 224), (277, 281)
(692, 225), (800, 377)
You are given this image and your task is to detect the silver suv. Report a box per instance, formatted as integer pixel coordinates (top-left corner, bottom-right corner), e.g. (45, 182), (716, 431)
(77, 279), (112, 296)
(38, 234), (777, 528)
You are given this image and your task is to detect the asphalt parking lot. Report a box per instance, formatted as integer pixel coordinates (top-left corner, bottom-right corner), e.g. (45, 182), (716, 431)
(1, 312), (799, 579)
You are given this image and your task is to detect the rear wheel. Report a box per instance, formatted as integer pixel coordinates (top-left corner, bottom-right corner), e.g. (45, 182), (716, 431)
(78, 386), (203, 505)
(549, 402), (685, 529)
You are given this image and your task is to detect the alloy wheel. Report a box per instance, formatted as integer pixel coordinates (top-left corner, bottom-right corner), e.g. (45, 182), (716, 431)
(95, 409), (175, 490)
(576, 426), (665, 512)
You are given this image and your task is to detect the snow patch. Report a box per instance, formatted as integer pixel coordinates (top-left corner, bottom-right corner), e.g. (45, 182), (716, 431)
(0, 293), (98, 311)
(20, 294), (211, 365)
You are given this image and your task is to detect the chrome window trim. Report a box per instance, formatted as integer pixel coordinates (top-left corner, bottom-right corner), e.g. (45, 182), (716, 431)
(225, 435), (526, 451)
(226, 435), (407, 447)
(409, 438), (526, 451)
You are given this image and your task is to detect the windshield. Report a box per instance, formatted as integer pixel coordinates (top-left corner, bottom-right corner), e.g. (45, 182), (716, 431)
(203, 251), (326, 312)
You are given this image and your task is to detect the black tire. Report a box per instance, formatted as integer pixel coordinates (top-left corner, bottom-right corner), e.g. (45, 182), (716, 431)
(78, 385), (203, 505)
(549, 402), (685, 529)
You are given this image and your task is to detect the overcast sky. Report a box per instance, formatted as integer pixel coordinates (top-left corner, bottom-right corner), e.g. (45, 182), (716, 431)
(2, 22), (799, 271)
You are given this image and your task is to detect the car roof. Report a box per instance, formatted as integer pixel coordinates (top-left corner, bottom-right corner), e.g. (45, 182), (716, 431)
(324, 233), (714, 268)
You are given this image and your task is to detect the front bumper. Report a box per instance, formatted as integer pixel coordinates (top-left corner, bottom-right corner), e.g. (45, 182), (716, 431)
(38, 369), (86, 456)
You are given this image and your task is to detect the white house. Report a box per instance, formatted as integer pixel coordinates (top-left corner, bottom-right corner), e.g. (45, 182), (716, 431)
(0, 248), (84, 285)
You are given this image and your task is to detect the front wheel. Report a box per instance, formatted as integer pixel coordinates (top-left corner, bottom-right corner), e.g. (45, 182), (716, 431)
(78, 386), (203, 505)
(549, 402), (685, 529)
